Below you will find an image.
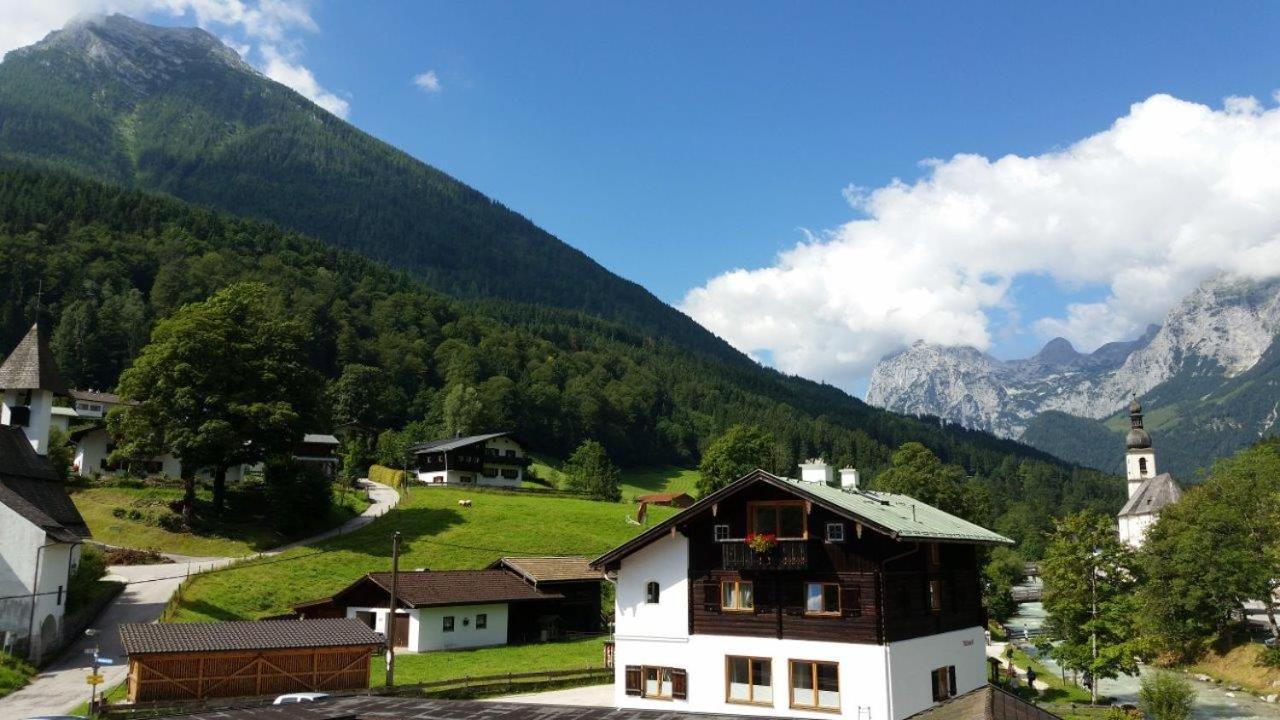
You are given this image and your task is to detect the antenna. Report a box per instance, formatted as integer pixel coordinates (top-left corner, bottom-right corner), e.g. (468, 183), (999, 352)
(33, 279), (43, 322)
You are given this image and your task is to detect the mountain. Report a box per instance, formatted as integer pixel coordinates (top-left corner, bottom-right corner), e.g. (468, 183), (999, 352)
(867, 275), (1280, 478)
(0, 14), (738, 364)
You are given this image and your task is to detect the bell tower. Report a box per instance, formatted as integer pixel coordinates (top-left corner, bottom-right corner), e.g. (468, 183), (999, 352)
(1124, 397), (1155, 498)
(0, 324), (68, 455)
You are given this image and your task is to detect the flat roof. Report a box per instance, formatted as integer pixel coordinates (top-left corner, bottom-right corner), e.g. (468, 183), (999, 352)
(153, 695), (761, 719)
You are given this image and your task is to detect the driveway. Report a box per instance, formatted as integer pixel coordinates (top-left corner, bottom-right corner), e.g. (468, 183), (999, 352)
(0, 478), (399, 719)
(488, 683), (614, 706)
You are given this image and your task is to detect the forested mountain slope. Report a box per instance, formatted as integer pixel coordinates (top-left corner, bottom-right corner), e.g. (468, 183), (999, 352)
(0, 14), (738, 364)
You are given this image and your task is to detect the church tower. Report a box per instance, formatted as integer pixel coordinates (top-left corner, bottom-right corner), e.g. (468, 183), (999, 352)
(1124, 397), (1155, 498)
(0, 324), (68, 455)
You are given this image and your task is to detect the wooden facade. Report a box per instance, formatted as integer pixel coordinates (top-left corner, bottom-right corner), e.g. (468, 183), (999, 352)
(126, 645), (374, 702)
(682, 482), (986, 645)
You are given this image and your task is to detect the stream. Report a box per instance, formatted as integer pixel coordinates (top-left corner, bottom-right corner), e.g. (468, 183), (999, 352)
(1005, 596), (1280, 720)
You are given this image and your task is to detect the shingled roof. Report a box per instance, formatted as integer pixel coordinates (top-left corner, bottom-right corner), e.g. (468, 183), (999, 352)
(0, 426), (88, 542)
(905, 685), (1061, 720)
(489, 556), (603, 585)
(119, 619), (383, 656)
(309, 569), (563, 611)
(1119, 473), (1182, 517)
(0, 324), (68, 393)
(408, 432), (512, 454)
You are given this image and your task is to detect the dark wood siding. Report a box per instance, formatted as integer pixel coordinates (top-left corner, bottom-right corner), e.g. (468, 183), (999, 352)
(680, 482), (986, 644)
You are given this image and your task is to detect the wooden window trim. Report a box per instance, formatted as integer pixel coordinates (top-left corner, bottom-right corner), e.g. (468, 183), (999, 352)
(929, 579), (943, 615)
(724, 655), (773, 707)
(789, 659), (841, 713)
(642, 666), (673, 700)
(747, 500), (809, 539)
(720, 580), (754, 613)
(804, 582), (841, 617)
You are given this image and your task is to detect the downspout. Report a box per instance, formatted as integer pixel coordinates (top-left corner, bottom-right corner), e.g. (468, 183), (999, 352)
(880, 541), (920, 720)
(26, 539), (60, 662)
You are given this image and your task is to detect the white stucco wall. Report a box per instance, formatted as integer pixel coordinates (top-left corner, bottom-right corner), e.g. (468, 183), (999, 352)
(3, 388), (53, 454)
(1119, 513), (1156, 548)
(417, 603), (509, 650)
(347, 606), (421, 652)
(614, 533), (689, 642)
(0, 501), (75, 658)
(885, 627), (986, 720)
(1125, 450), (1155, 488)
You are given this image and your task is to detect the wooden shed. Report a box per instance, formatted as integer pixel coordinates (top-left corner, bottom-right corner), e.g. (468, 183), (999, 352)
(119, 618), (383, 702)
(634, 491), (695, 508)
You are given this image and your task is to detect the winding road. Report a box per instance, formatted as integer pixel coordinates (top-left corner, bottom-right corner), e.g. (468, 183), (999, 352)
(0, 478), (399, 719)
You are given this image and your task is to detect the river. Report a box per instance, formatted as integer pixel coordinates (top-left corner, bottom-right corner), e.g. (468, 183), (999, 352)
(1006, 594), (1280, 720)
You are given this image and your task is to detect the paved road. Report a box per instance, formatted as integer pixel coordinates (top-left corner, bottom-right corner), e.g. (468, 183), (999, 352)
(0, 479), (399, 719)
(487, 683), (614, 706)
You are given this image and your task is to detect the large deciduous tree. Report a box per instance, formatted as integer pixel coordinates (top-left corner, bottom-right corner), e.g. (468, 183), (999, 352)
(563, 439), (621, 501)
(697, 424), (775, 497)
(1040, 510), (1141, 703)
(109, 282), (322, 521)
(871, 442), (990, 524)
(1137, 439), (1280, 661)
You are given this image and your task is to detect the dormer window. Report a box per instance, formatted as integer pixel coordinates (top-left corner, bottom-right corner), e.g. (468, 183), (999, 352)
(749, 501), (807, 539)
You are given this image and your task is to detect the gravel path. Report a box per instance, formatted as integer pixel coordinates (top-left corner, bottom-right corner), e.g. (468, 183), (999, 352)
(0, 478), (399, 719)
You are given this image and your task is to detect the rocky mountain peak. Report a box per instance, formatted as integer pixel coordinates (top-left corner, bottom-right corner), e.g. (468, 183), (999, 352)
(1033, 337), (1080, 366)
(10, 14), (252, 94)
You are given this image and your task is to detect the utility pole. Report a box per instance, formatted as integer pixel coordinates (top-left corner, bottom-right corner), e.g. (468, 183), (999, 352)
(386, 531), (402, 687)
(1090, 562), (1098, 705)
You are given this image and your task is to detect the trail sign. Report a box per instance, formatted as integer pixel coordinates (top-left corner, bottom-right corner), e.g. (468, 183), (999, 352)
(86, 673), (105, 685)
(96, 657), (115, 665)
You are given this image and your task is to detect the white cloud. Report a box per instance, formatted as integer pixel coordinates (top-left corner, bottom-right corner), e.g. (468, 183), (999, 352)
(681, 93), (1280, 389)
(0, 0), (349, 118)
(413, 70), (441, 94)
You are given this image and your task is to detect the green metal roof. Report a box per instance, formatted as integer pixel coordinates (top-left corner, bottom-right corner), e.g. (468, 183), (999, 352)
(778, 477), (1014, 545)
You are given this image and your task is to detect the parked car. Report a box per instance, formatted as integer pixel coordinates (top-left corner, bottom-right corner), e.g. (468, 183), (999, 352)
(273, 692), (330, 704)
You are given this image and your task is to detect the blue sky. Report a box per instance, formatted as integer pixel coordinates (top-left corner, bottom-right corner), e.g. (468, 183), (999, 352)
(9, 1), (1280, 392)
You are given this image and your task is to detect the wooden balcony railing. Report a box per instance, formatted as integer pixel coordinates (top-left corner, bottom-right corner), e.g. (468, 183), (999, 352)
(720, 540), (809, 570)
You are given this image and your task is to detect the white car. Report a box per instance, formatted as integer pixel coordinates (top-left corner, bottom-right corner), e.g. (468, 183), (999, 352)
(272, 692), (330, 704)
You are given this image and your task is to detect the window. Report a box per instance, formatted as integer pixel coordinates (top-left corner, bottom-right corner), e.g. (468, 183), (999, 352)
(929, 579), (944, 614)
(646, 581), (660, 604)
(721, 580), (754, 611)
(750, 501), (807, 538)
(501, 468), (519, 479)
(459, 475), (474, 484)
(726, 656), (772, 705)
(790, 660), (840, 711)
(476, 613), (487, 629)
(432, 475), (445, 484)
(805, 582), (841, 615)
(625, 666), (686, 700)
(714, 524), (731, 542)
(931, 666), (957, 701)
(506, 449), (517, 457)
(825, 522), (844, 543)
(443, 616), (455, 632)
(483, 467), (499, 478)
(1138, 457), (1149, 476)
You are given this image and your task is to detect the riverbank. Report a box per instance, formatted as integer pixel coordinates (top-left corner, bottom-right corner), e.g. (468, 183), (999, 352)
(1187, 643), (1280, 699)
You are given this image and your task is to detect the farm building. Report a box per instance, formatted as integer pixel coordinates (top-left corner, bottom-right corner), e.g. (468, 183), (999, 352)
(293, 557), (604, 652)
(118, 618), (382, 702)
(634, 491), (695, 508)
(409, 432), (530, 487)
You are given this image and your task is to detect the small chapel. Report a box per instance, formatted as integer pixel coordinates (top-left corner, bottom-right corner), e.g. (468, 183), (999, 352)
(1117, 397), (1182, 548)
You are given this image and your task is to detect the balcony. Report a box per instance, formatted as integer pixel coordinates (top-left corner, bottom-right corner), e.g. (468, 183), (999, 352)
(721, 540), (808, 570)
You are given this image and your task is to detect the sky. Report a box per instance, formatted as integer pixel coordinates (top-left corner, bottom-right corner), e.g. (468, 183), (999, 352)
(6, 2), (1280, 395)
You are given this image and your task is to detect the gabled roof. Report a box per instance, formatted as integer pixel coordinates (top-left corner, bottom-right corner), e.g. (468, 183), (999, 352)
(906, 685), (1061, 720)
(0, 426), (88, 542)
(489, 556), (603, 585)
(301, 433), (340, 445)
(69, 389), (122, 404)
(635, 492), (694, 503)
(308, 569), (562, 610)
(1119, 472), (1181, 517)
(592, 469), (1012, 569)
(408, 432), (514, 454)
(119, 618), (382, 656)
(0, 324), (68, 393)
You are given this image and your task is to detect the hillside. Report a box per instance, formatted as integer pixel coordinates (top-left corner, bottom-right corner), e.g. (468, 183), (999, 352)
(0, 14), (738, 364)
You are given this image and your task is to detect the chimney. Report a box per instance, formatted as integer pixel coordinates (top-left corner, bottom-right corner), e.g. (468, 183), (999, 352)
(839, 468), (860, 490)
(799, 458), (834, 486)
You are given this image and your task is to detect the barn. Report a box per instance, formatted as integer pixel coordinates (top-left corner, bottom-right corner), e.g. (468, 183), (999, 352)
(119, 618), (383, 702)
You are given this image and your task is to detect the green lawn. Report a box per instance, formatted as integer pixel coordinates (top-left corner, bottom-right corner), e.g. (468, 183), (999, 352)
(71, 482), (371, 557)
(371, 637), (607, 687)
(1009, 647), (1099, 704)
(166, 487), (677, 622)
(0, 653), (35, 700)
(529, 456), (700, 500)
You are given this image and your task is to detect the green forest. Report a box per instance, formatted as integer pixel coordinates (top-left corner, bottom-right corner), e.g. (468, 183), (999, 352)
(0, 165), (1123, 551)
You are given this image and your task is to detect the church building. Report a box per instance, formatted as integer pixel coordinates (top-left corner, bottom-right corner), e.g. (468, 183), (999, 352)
(1117, 398), (1181, 548)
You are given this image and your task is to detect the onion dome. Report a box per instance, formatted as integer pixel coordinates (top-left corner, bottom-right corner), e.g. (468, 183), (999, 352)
(1126, 396), (1151, 450)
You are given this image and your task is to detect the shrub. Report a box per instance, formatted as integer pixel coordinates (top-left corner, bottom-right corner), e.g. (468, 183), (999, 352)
(67, 545), (106, 608)
(369, 464), (406, 488)
(265, 459), (334, 535)
(1139, 671), (1195, 720)
(1259, 645), (1280, 668)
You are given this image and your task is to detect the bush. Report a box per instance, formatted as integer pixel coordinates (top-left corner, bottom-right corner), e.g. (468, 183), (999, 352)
(265, 459), (334, 535)
(1139, 671), (1195, 720)
(369, 464), (407, 488)
(1258, 645), (1280, 668)
(68, 545), (106, 607)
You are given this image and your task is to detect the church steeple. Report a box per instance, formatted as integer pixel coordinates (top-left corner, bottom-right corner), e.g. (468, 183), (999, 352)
(1124, 396), (1156, 498)
(0, 324), (67, 455)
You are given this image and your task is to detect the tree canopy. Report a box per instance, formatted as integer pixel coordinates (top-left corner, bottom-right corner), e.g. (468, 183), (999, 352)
(563, 439), (622, 502)
(697, 424), (776, 496)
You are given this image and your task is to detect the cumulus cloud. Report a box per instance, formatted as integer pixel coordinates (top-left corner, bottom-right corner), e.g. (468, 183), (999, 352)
(0, 0), (350, 118)
(681, 93), (1280, 389)
(413, 70), (441, 93)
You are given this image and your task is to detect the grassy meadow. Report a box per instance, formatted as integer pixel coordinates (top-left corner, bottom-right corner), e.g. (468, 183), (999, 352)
(166, 487), (677, 622)
(371, 636), (607, 686)
(528, 456), (700, 500)
(71, 481), (371, 557)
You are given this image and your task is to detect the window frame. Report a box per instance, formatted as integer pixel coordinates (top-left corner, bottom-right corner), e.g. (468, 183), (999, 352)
(475, 613), (487, 629)
(747, 500), (808, 539)
(929, 579), (944, 615)
(713, 524), (731, 542)
(645, 581), (661, 604)
(724, 655), (773, 706)
(643, 666), (674, 700)
(931, 665), (957, 701)
(789, 659), (840, 712)
(720, 580), (754, 612)
(442, 615), (455, 632)
(824, 522), (844, 543)
(804, 582), (842, 616)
